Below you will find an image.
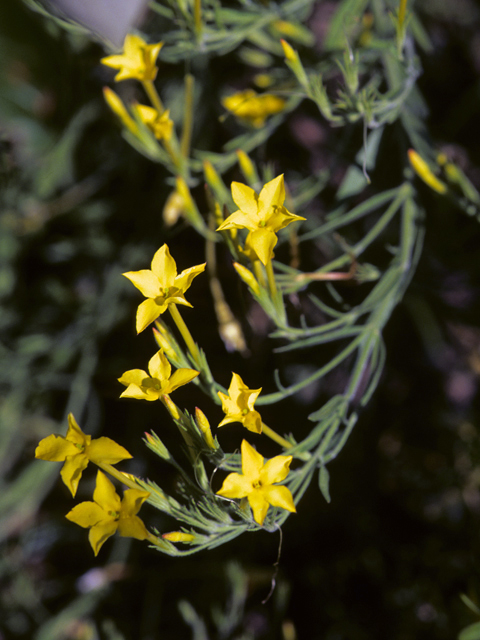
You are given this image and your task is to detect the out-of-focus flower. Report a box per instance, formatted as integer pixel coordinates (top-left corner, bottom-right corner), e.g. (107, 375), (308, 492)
(101, 34), (162, 82)
(134, 104), (173, 140)
(222, 89), (286, 128)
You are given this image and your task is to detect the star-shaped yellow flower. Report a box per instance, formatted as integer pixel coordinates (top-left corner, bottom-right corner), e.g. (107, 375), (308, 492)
(133, 104), (173, 141)
(217, 439), (296, 525)
(217, 373), (262, 434)
(35, 414), (132, 497)
(118, 349), (199, 401)
(222, 90), (286, 128)
(217, 175), (305, 265)
(123, 244), (206, 333)
(66, 471), (150, 556)
(101, 34), (163, 82)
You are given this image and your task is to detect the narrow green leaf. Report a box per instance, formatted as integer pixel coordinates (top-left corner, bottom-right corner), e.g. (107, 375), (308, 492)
(318, 465), (331, 503)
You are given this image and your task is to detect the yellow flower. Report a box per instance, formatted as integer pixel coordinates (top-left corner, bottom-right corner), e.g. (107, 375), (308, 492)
(217, 440), (296, 525)
(133, 104), (173, 141)
(217, 373), (262, 434)
(217, 175), (305, 265)
(123, 244), (206, 333)
(118, 349), (199, 401)
(101, 34), (163, 82)
(35, 414), (132, 497)
(66, 471), (150, 556)
(222, 89), (286, 128)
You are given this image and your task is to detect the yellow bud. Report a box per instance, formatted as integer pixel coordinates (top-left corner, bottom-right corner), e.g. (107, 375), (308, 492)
(162, 394), (181, 420)
(152, 325), (178, 361)
(233, 262), (261, 296)
(236, 150), (258, 184)
(195, 408), (216, 450)
(408, 149), (447, 194)
(162, 532), (195, 543)
(103, 87), (138, 136)
(162, 190), (185, 227)
(203, 160), (221, 187)
(254, 73), (274, 89)
(280, 39), (297, 63)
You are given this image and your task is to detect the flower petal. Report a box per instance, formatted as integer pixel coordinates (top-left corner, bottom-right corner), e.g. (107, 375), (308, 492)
(65, 413), (90, 447)
(174, 263), (206, 293)
(231, 182), (258, 217)
(136, 298), (162, 333)
(216, 472), (252, 499)
(120, 384), (159, 401)
(148, 350), (170, 381)
(151, 244), (177, 288)
(245, 228), (277, 266)
(118, 369), (149, 388)
(268, 205), (305, 232)
(247, 490), (269, 525)
(258, 174), (285, 211)
(60, 453), (89, 497)
(123, 270), (160, 298)
(66, 502), (107, 528)
(260, 454), (292, 485)
(35, 434), (78, 462)
(93, 471), (122, 513)
(87, 437), (132, 465)
(217, 210), (257, 232)
(240, 440), (263, 481)
(262, 485), (296, 513)
(166, 368), (200, 393)
(117, 514), (150, 541)
(121, 488), (150, 517)
(89, 520), (118, 556)
(242, 410), (262, 434)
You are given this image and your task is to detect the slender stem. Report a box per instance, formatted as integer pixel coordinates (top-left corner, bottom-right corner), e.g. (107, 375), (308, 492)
(253, 260), (267, 288)
(181, 74), (194, 158)
(194, 0), (202, 39)
(265, 260), (278, 298)
(169, 303), (201, 367)
(143, 80), (164, 114)
(398, 0), (407, 27)
(96, 462), (142, 491)
(261, 422), (293, 450)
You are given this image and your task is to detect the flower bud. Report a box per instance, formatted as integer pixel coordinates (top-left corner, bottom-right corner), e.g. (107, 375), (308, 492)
(408, 149), (447, 194)
(195, 408), (216, 449)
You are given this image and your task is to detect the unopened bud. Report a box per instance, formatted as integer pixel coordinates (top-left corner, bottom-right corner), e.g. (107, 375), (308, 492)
(163, 190), (185, 227)
(233, 262), (261, 296)
(103, 87), (138, 136)
(280, 39), (297, 63)
(162, 531), (195, 543)
(195, 407), (216, 449)
(408, 149), (447, 194)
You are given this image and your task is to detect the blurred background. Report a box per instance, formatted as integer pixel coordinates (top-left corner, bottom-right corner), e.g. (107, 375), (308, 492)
(1, 0), (480, 638)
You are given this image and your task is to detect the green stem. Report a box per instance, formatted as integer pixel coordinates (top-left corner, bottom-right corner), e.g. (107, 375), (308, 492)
(169, 303), (201, 367)
(261, 422), (293, 450)
(181, 74), (194, 158)
(143, 80), (164, 114)
(194, 0), (202, 39)
(265, 259), (277, 297)
(96, 462), (141, 491)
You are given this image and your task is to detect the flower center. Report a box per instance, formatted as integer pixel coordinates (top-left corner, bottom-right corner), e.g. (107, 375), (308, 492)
(74, 443), (84, 451)
(242, 408), (249, 416)
(108, 510), (120, 519)
(259, 220), (266, 228)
